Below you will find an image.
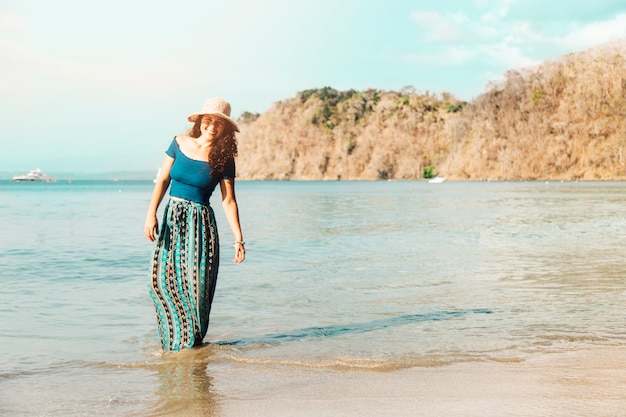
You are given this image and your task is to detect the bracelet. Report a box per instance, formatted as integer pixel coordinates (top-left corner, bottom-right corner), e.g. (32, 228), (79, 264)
(233, 241), (245, 248)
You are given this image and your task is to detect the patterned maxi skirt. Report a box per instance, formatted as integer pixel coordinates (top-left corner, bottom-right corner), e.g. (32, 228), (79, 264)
(149, 197), (220, 351)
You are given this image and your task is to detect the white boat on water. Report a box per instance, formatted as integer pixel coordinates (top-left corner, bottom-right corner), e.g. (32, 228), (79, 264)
(12, 168), (52, 182)
(428, 176), (446, 184)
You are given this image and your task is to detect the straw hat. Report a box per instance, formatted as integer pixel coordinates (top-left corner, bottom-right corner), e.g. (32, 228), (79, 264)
(187, 97), (239, 132)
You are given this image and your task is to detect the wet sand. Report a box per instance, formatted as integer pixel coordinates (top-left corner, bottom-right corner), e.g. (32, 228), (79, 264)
(214, 347), (626, 417)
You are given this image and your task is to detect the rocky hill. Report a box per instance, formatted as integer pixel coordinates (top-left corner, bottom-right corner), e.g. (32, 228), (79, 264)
(235, 39), (626, 181)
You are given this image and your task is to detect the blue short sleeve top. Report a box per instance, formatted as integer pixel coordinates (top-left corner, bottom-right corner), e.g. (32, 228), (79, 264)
(165, 138), (235, 205)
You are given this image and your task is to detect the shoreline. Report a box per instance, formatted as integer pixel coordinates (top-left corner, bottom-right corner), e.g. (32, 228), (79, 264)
(213, 346), (626, 417)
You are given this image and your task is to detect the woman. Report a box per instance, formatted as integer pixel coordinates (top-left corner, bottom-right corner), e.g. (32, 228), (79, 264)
(144, 97), (245, 351)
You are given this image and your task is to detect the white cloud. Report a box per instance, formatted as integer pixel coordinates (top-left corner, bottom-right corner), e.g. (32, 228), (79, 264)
(405, 46), (472, 66)
(408, 5), (537, 69)
(0, 9), (28, 30)
(477, 0), (513, 21)
(556, 13), (626, 49)
(408, 4), (626, 74)
(0, 39), (41, 94)
(0, 37), (196, 97)
(505, 21), (545, 45)
(405, 40), (538, 72)
(479, 42), (540, 68)
(411, 11), (467, 42)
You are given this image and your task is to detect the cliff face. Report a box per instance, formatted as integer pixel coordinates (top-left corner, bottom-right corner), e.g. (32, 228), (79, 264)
(236, 39), (626, 181)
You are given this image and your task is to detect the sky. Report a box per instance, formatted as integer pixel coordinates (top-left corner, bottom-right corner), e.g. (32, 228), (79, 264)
(2, 0), (626, 175)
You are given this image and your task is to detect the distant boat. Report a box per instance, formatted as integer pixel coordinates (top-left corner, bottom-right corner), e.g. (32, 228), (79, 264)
(428, 176), (446, 184)
(153, 168), (161, 183)
(12, 168), (53, 182)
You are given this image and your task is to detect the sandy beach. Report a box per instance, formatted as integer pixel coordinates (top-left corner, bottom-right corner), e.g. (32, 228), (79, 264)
(212, 347), (626, 417)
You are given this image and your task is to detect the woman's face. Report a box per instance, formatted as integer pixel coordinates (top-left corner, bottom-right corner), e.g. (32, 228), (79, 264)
(200, 115), (226, 140)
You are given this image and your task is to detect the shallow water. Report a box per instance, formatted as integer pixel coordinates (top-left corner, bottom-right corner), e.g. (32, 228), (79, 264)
(1, 180), (625, 415)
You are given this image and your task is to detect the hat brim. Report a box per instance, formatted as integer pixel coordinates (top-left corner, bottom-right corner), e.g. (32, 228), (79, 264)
(187, 112), (240, 132)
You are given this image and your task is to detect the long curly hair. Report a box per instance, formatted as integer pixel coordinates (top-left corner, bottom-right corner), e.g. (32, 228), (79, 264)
(188, 118), (238, 175)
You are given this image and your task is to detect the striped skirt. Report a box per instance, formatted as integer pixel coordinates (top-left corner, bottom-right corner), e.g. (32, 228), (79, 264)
(149, 197), (220, 351)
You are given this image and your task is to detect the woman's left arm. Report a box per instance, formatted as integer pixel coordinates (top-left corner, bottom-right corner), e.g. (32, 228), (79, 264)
(220, 177), (245, 263)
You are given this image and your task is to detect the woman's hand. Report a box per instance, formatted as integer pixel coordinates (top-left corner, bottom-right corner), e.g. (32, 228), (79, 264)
(144, 155), (173, 242)
(144, 216), (159, 242)
(233, 242), (245, 263)
(221, 178), (245, 264)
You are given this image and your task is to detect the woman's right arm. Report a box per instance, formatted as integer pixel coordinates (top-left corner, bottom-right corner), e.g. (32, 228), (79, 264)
(144, 155), (174, 242)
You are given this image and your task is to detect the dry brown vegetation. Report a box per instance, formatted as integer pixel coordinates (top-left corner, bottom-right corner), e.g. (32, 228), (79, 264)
(236, 39), (626, 180)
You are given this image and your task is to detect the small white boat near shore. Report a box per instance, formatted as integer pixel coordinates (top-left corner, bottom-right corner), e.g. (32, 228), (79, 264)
(12, 168), (53, 182)
(428, 176), (446, 184)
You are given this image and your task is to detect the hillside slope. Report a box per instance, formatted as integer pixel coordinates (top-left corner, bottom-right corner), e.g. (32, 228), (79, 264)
(236, 39), (626, 181)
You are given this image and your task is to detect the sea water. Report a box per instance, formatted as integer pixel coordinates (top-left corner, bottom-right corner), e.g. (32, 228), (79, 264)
(1, 180), (625, 416)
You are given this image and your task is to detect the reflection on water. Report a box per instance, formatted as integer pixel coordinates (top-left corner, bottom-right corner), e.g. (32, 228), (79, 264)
(142, 347), (220, 417)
